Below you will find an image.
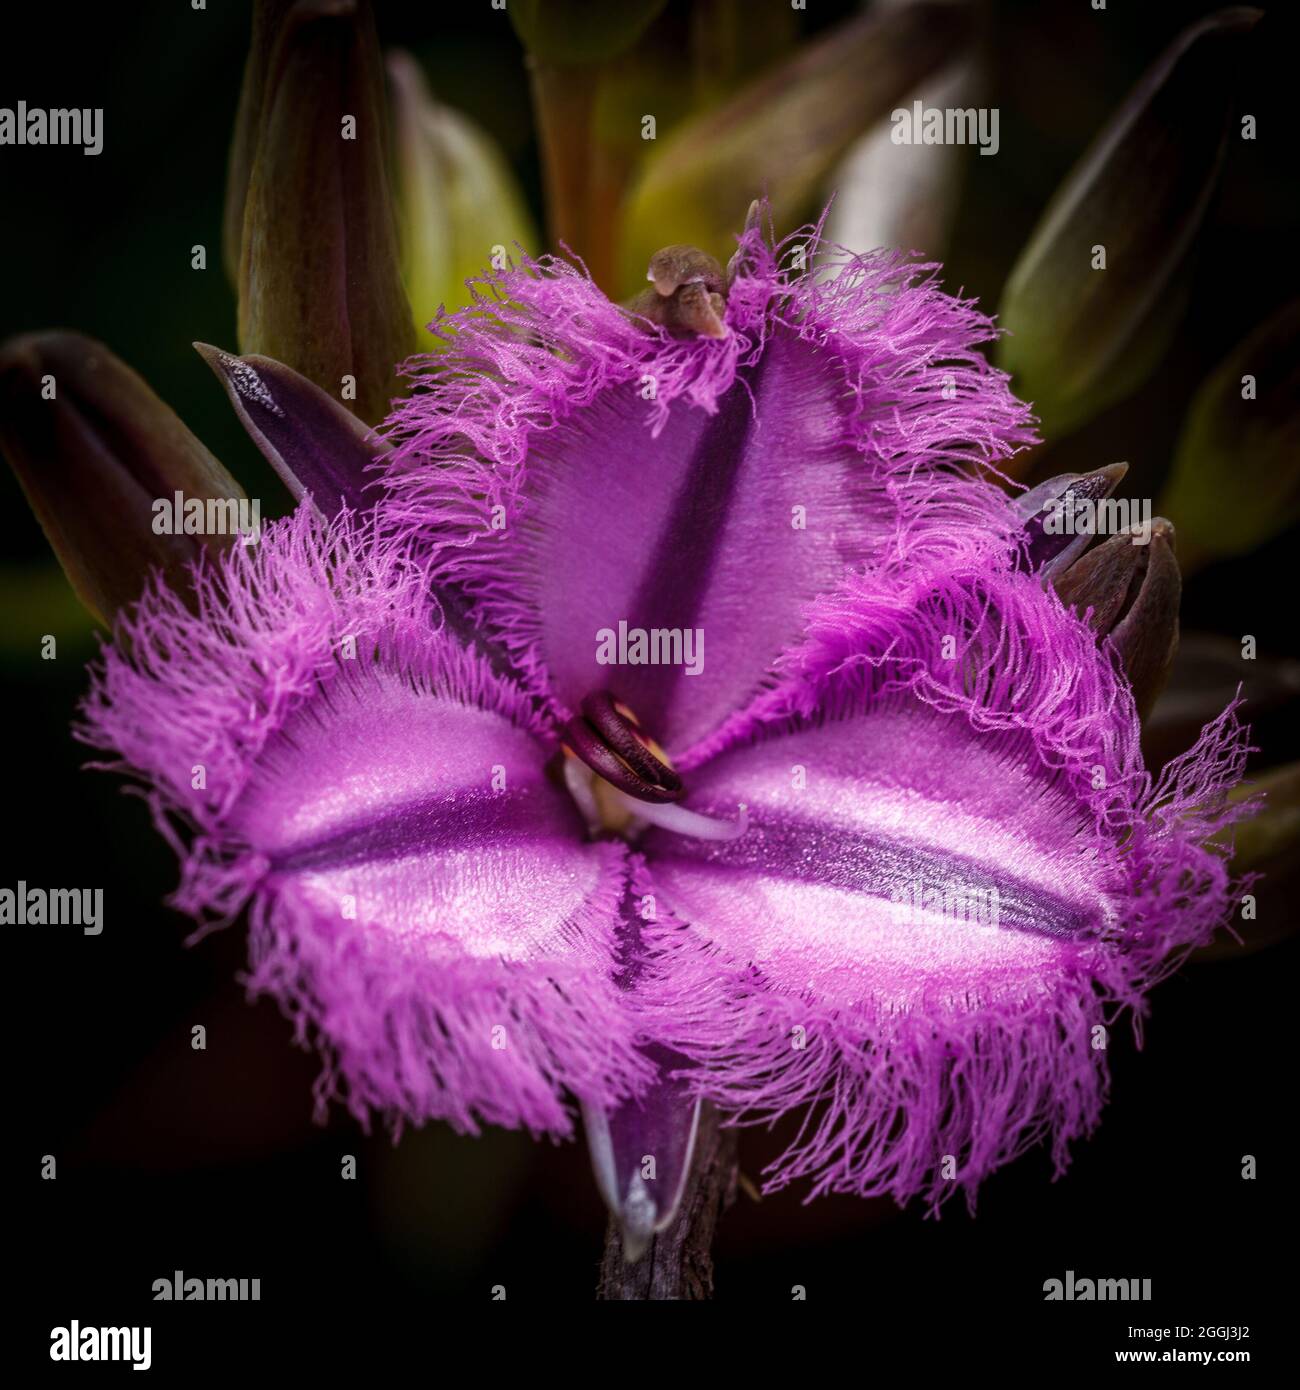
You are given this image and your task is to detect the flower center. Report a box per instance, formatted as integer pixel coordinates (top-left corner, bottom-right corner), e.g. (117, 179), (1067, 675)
(561, 691), (747, 843)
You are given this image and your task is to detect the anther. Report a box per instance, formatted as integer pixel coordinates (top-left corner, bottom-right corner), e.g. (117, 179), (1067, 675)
(561, 692), (684, 804)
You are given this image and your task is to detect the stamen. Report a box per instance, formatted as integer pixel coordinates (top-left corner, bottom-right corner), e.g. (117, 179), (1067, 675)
(562, 754), (602, 833)
(561, 691), (683, 804)
(610, 789), (750, 842)
(562, 691), (748, 841)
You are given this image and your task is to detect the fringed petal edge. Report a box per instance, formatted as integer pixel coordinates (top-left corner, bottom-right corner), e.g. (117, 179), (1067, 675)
(632, 567), (1255, 1207)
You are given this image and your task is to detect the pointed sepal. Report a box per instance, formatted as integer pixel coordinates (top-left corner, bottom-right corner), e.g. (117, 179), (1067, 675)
(195, 343), (384, 517)
(584, 1046), (701, 1264)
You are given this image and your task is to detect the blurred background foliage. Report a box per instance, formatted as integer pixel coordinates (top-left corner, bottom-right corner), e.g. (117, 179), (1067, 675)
(4, 0), (1297, 643)
(0, 0), (1294, 1321)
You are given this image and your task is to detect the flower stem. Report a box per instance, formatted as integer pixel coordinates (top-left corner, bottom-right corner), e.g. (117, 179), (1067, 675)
(596, 1103), (738, 1300)
(527, 59), (624, 290)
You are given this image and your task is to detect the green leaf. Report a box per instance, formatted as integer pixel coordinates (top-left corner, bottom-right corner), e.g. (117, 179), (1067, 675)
(1157, 299), (1300, 569)
(997, 7), (1261, 439)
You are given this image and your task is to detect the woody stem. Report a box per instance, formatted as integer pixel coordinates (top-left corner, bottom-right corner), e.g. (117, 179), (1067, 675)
(595, 1104), (738, 1301)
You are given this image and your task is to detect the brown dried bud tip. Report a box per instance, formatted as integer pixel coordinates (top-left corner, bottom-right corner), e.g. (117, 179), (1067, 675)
(647, 244), (725, 299)
(628, 244), (728, 340)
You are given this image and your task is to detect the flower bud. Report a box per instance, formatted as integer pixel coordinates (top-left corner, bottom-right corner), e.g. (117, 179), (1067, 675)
(387, 50), (537, 331)
(1054, 518), (1181, 722)
(1157, 300), (1300, 571)
(0, 332), (245, 623)
(232, 0), (416, 424)
(619, 0), (972, 291)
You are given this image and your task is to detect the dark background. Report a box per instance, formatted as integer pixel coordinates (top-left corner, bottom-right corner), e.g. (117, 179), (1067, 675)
(1, 0), (1293, 1365)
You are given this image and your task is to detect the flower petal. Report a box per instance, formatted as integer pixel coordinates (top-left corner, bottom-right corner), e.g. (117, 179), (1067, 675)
(77, 507), (649, 1137)
(382, 221), (1034, 754)
(630, 567), (1250, 1206)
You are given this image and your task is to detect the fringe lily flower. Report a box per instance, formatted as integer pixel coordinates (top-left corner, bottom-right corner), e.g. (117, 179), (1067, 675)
(48, 217), (1248, 1261)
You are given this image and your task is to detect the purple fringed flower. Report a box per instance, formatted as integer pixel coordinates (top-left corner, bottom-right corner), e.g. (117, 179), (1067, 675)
(379, 220), (1035, 755)
(76, 215), (1249, 1249)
